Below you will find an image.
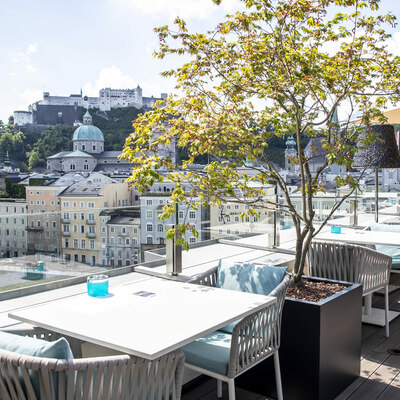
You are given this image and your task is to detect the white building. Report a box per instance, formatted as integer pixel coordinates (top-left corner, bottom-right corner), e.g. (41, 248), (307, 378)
(14, 88), (168, 125)
(0, 200), (27, 258)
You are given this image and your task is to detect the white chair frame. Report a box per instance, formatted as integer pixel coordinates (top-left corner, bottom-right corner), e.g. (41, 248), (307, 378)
(0, 327), (185, 400)
(309, 240), (392, 337)
(186, 267), (290, 400)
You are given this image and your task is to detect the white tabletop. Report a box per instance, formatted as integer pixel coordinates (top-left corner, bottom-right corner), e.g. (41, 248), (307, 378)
(9, 278), (275, 360)
(317, 228), (400, 247)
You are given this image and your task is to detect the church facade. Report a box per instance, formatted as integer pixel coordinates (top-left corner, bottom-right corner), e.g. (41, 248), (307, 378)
(47, 110), (130, 173)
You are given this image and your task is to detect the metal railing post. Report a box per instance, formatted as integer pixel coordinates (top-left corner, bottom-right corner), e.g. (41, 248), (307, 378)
(349, 199), (358, 226)
(166, 224), (182, 275)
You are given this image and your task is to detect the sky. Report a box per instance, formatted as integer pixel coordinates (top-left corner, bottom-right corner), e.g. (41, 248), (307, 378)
(1, 0), (400, 123)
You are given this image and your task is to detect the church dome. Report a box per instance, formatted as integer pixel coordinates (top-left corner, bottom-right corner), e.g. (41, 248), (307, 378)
(72, 125), (104, 141)
(72, 110), (104, 142)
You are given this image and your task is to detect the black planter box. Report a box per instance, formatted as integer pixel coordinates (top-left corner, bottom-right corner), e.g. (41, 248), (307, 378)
(236, 277), (362, 400)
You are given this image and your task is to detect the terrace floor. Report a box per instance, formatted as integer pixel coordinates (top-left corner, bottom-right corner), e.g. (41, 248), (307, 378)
(181, 273), (400, 400)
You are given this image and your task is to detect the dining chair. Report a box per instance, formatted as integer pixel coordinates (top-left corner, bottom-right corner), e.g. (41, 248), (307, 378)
(0, 327), (185, 400)
(308, 240), (392, 337)
(182, 264), (290, 400)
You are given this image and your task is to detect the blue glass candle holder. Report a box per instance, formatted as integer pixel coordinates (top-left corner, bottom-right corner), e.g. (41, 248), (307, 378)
(87, 275), (109, 297)
(331, 226), (341, 234)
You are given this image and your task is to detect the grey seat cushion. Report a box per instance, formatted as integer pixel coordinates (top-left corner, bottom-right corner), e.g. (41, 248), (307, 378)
(181, 331), (232, 376)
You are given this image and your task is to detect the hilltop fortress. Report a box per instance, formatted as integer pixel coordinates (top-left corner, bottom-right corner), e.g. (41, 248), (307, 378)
(14, 87), (167, 126)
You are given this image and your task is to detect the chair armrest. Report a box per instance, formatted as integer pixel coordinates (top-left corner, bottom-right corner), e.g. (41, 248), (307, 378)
(187, 266), (218, 287)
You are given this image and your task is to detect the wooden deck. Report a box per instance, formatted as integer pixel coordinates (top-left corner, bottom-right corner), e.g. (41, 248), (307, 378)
(182, 274), (400, 400)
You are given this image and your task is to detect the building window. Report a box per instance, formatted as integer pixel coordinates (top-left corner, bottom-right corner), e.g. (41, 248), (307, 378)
(146, 199), (152, 205)
(73, 239), (78, 248)
(62, 201), (69, 207)
(81, 239), (86, 249)
(189, 211), (196, 219)
(73, 224), (78, 233)
(80, 202), (84, 208)
(63, 224), (69, 233)
(179, 211), (184, 219)
(90, 239), (95, 250)
(146, 224), (153, 232)
(147, 236), (153, 244)
(73, 202), (77, 208)
(157, 224), (163, 232)
(189, 237), (196, 244)
(65, 239), (69, 248)
(80, 213), (85, 220)
(146, 210), (153, 219)
(81, 225), (85, 233)
(88, 202), (95, 208)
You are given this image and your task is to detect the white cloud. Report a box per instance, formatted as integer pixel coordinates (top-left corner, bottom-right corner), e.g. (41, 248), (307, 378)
(25, 64), (37, 72)
(386, 32), (400, 56)
(10, 51), (29, 64)
(82, 66), (137, 96)
(116, 0), (242, 20)
(9, 43), (38, 72)
(18, 88), (42, 109)
(26, 43), (38, 55)
(9, 72), (17, 77)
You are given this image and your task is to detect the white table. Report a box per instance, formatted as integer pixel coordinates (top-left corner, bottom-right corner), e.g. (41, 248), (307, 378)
(317, 228), (400, 327)
(317, 228), (400, 247)
(9, 278), (275, 360)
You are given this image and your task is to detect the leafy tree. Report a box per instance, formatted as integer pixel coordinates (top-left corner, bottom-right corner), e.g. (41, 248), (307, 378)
(28, 150), (43, 168)
(28, 125), (74, 167)
(122, 0), (400, 285)
(5, 179), (25, 199)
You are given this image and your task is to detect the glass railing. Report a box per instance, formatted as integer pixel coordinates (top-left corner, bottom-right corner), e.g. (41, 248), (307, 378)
(1, 190), (399, 298)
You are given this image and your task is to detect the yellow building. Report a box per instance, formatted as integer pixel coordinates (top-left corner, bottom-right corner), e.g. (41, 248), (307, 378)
(26, 185), (62, 256)
(59, 173), (132, 266)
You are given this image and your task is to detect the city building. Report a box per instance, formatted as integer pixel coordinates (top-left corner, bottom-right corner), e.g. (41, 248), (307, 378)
(139, 189), (210, 259)
(0, 200), (27, 258)
(26, 174), (84, 256)
(59, 173), (132, 266)
(14, 88), (167, 126)
(100, 214), (141, 267)
(47, 110), (131, 174)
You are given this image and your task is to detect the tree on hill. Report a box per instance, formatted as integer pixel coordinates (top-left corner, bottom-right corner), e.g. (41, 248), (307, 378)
(28, 126), (74, 168)
(122, 0), (400, 286)
(91, 107), (144, 151)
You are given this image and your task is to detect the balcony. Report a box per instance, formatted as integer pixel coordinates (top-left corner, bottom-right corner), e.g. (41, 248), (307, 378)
(26, 226), (44, 231)
(0, 236), (399, 400)
(86, 219), (95, 225)
(61, 218), (70, 223)
(86, 232), (96, 238)
(2, 192), (400, 400)
(118, 232), (128, 237)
